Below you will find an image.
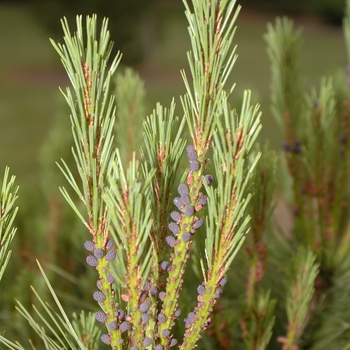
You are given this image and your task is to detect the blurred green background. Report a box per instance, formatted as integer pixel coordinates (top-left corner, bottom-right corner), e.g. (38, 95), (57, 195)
(0, 0), (346, 189)
(0, 0), (347, 346)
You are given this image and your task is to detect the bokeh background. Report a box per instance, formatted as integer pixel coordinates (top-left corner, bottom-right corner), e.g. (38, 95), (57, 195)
(0, 0), (346, 189)
(0, 0), (347, 346)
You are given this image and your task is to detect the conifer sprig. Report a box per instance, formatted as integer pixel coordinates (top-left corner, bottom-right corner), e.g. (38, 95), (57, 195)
(51, 16), (124, 348)
(0, 167), (18, 283)
(278, 248), (319, 350)
(181, 0), (240, 157)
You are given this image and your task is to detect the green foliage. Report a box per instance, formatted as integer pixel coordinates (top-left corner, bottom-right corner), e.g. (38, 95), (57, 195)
(0, 167), (18, 282)
(0, 0), (350, 349)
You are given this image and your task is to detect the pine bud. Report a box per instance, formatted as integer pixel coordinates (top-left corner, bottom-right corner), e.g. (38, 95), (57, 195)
(204, 174), (214, 184)
(197, 195), (207, 206)
(162, 329), (170, 338)
(107, 273), (115, 284)
(168, 222), (180, 235)
(95, 311), (107, 323)
(186, 145), (197, 161)
(86, 255), (98, 267)
(184, 312), (197, 328)
(106, 239), (115, 250)
(161, 261), (170, 272)
(139, 301), (150, 313)
(189, 160), (200, 172)
(93, 248), (104, 259)
(141, 313), (150, 324)
(119, 321), (130, 333)
(158, 313), (167, 323)
(106, 250), (116, 262)
(170, 338), (178, 347)
(173, 197), (183, 210)
(155, 345), (163, 350)
(93, 291), (106, 303)
(100, 334), (110, 344)
(185, 205), (194, 217)
(215, 288), (223, 298)
(84, 240), (95, 252)
(178, 184), (189, 196)
(116, 309), (125, 321)
(108, 321), (117, 330)
(219, 276), (227, 286)
(170, 211), (182, 222)
(143, 337), (152, 347)
(166, 236), (176, 248)
(193, 218), (203, 230)
(197, 284), (205, 295)
(182, 232), (191, 242)
(150, 285), (158, 295)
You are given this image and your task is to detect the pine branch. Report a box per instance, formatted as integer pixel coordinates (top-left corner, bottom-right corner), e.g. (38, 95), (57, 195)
(51, 15), (125, 348)
(0, 167), (18, 283)
(278, 247), (319, 350)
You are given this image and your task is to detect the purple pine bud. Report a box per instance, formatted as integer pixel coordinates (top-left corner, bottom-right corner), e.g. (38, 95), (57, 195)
(291, 140), (302, 154)
(168, 222), (180, 235)
(107, 273), (115, 284)
(173, 197), (183, 210)
(141, 313), (150, 324)
(166, 236), (176, 248)
(143, 337), (152, 347)
(93, 248), (104, 259)
(162, 329), (170, 338)
(108, 321), (117, 330)
(106, 239), (115, 250)
(158, 313), (167, 323)
(197, 195), (207, 206)
(155, 345), (163, 350)
(93, 291), (106, 303)
(84, 240), (95, 252)
(219, 276), (227, 286)
(190, 160), (200, 172)
(170, 338), (178, 347)
(184, 312), (197, 328)
(170, 211), (182, 222)
(139, 301), (150, 313)
(193, 218), (203, 230)
(178, 184), (189, 196)
(197, 284), (205, 295)
(96, 280), (102, 290)
(159, 291), (166, 301)
(106, 250), (116, 262)
(174, 309), (181, 318)
(130, 347), (139, 350)
(180, 194), (190, 205)
(282, 141), (290, 152)
(204, 174), (214, 184)
(215, 288), (223, 298)
(100, 334), (110, 345)
(186, 145), (198, 161)
(182, 232), (191, 242)
(116, 309), (125, 321)
(161, 261), (170, 272)
(119, 321), (130, 333)
(185, 205), (194, 217)
(143, 280), (150, 290)
(86, 255), (98, 267)
(150, 285), (158, 295)
(95, 311), (107, 323)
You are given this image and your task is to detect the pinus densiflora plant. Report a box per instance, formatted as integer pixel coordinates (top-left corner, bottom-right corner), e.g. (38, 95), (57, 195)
(0, 0), (350, 349)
